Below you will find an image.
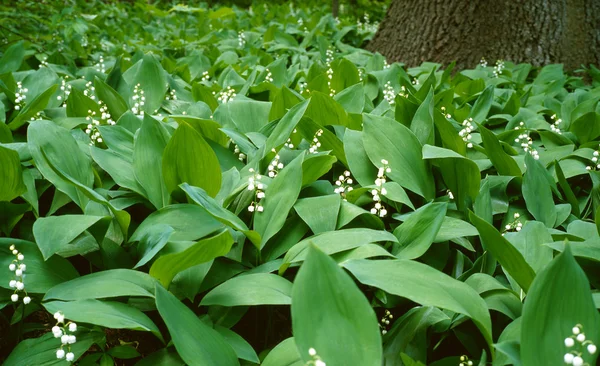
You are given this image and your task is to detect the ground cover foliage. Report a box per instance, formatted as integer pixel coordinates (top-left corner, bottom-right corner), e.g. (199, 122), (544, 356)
(1, 1), (600, 365)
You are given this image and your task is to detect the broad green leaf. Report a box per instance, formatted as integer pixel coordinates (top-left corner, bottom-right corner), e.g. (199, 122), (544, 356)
(214, 325), (260, 364)
(262, 338), (303, 366)
(32, 215), (106, 260)
(0, 145), (26, 201)
(44, 269), (156, 301)
(478, 124), (521, 177)
(292, 246), (382, 366)
(150, 229), (234, 288)
(506, 221), (553, 272)
(521, 245), (600, 366)
(155, 284), (239, 366)
(343, 259), (493, 348)
(9, 85), (58, 130)
(44, 300), (163, 341)
(522, 153), (556, 227)
(469, 211), (536, 293)
(469, 85), (494, 122)
(254, 152), (304, 248)
(363, 114), (434, 199)
(201, 273), (292, 306)
(0, 41), (25, 74)
(392, 202), (447, 259)
(410, 88), (434, 146)
(132, 53), (168, 114)
(263, 100), (309, 157)
(28, 120), (93, 209)
(344, 129), (377, 187)
(162, 122), (221, 197)
(94, 76), (128, 120)
(294, 194), (341, 234)
(133, 115), (170, 210)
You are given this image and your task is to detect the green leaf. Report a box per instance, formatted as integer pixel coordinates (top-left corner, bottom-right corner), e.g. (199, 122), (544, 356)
(263, 100), (309, 156)
(294, 194), (341, 234)
(28, 120), (93, 209)
(44, 300), (163, 341)
(0, 40), (25, 74)
(44, 269), (156, 301)
(214, 325), (260, 364)
(343, 259), (493, 348)
(292, 246), (382, 365)
(162, 122), (221, 197)
(261, 338), (303, 366)
(507, 221), (553, 272)
(201, 273), (292, 306)
(469, 85), (494, 122)
(363, 114), (434, 199)
(478, 124), (521, 177)
(469, 211), (536, 293)
(521, 245), (600, 366)
(0, 145), (26, 201)
(149, 229), (234, 288)
(9, 84), (58, 130)
(132, 53), (168, 114)
(392, 202), (447, 259)
(133, 115), (170, 209)
(94, 76), (128, 120)
(410, 88), (434, 146)
(254, 152), (304, 248)
(522, 153), (557, 227)
(32, 215), (106, 260)
(155, 284), (239, 366)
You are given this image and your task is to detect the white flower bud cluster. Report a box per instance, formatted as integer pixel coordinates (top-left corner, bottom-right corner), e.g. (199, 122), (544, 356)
(298, 81), (309, 94)
(39, 57), (49, 68)
(95, 56), (106, 73)
(308, 129), (323, 154)
(98, 100), (115, 125)
(586, 150), (600, 171)
(502, 212), (523, 235)
(13, 81), (28, 111)
(215, 86), (236, 104)
(307, 348), (326, 366)
(8, 244), (30, 305)
(334, 170), (354, 201)
(493, 60), (505, 78)
(325, 48), (334, 64)
(132, 83), (146, 116)
(383, 81), (396, 105)
(284, 129), (297, 149)
(383, 60), (390, 70)
(52, 311), (77, 363)
(459, 355), (474, 366)
(514, 130), (539, 160)
(267, 149), (284, 178)
(459, 118), (474, 148)
(29, 111), (44, 122)
(238, 31), (246, 47)
(58, 78), (72, 105)
(551, 114), (562, 134)
(370, 159), (391, 217)
(440, 106), (452, 119)
(164, 88), (177, 101)
(357, 13), (379, 34)
(411, 78), (419, 86)
(265, 69), (273, 83)
(447, 190), (454, 200)
(479, 57), (488, 68)
(83, 80), (96, 100)
(358, 68), (364, 82)
(200, 71), (210, 82)
(379, 309), (393, 335)
(85, 110), (103, 145)
(564, 324), (596, 365)
(247, 168), (265, 213)
(233, 143), (245, 161)
(326, 68), (335, 97)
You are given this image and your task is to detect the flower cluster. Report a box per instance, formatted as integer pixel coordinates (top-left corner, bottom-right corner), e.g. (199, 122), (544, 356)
(459, 118), (475, 148)
(564, 324), (596, 365)
(95, 55), (106, 73)
(58, 78), (72, 105)
(383, 60), (390, 70)
(514, 131), (539, 160)
(493, 60), (505, 77)
(551, 114), (562, 134)
(479, 57), (488, 68)
(52, 311), (77, 362)
(215, 86), (236, 104)
(284, 129), (298, 149)
(383, 81), (395, 105)
(334, 171), (354, 200)
(238, 31), (246, 47)
(357, 13), (379, 34)
(308, 129), (323, 154)
(502, 212), (523, 235)
(265, 69), (273, 83)
(39, 57), (49, 68)
(325, 48), (334, 64)
(165, 89), (177, 101)
(267, 149), (284, 178)
(233, 143), (245, 161)
(298, 81), (309, 94)
(379, 309), (393, 335)
(200, 71), (210, 82)
(370, 159), (390, 217)
(459, 355), (474, 366)
(307, 348), (326, 366)
(83, 80), (96, 101)
(441, 106), (452, 119)
(13, 81), (28, 111)
(8, 245), (30, 304)
(326, 67), (335, 97)
(586, 150), (600, 171)
(247, 168), (265, 213)
(447, 190), (454, 200)
(131, 83), (146, 116)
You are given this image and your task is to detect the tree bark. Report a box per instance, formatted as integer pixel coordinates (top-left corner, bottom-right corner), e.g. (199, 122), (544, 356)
(368, 0), (600, 70)
(332, 0), (339, 18)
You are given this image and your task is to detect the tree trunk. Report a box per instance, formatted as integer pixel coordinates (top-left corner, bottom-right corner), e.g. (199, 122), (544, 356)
(368, 0), (600, 70)
(332, 0), (339, 18)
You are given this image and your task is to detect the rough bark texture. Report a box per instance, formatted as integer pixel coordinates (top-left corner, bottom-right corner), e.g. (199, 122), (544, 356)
(368, 0), (600, 70)
(332, 0), (339, 18)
